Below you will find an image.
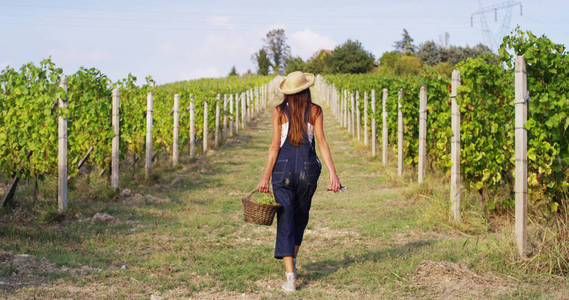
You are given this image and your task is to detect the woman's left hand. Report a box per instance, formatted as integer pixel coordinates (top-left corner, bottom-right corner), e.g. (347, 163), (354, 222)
(256, 177), (270, 193)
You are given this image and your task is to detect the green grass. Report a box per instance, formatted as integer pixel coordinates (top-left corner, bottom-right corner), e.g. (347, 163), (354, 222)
(1, 89), (567, 299)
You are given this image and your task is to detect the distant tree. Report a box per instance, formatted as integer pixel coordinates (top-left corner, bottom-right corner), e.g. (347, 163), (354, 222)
(304, 49), (331, 74)
(417, 41), (441, 65)
(304, 57), (326, 74)
(263, 28), (291, 74)
(378, 51), (422, 76)
(417, 40), (493, 66)
(284, 56), (305, 74)
(394, 29), (417, 54)
(326, 39), (375, 74)
(252, 49), (271, 75)
(228, 66), (238, 76)
(378, 51), (402, 71)
(443, 43), (493, 65)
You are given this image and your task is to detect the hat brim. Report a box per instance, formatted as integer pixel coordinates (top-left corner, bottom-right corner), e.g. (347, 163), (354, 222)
(279, 73), (315, 95)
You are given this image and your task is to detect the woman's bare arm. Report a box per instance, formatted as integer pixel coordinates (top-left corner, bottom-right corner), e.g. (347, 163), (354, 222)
(313, 109), (341, 192)
(256, 107), (282, 193)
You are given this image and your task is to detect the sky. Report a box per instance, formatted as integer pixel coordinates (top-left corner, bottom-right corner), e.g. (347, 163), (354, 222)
(1, 0), (568, 84)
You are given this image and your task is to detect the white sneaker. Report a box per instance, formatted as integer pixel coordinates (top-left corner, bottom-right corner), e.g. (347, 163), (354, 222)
(281, 272), (296, 292)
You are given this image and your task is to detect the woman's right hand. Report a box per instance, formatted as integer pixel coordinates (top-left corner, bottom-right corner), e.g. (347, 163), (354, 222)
(328, 173), (341, 192)
(256, 177), (270, 193)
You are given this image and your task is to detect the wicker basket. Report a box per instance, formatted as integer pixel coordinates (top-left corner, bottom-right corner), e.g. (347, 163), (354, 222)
(241, 189), (281, 226)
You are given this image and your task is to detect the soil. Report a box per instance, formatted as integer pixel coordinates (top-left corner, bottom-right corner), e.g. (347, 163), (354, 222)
(0, 249), (100, 292)
(412, 260), (520, 299)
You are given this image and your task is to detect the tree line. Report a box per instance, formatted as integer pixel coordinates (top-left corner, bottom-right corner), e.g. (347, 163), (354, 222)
(231, 28), (494, 78)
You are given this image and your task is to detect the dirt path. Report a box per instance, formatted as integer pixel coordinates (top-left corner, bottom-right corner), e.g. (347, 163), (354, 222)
(2, 88), (568, 299)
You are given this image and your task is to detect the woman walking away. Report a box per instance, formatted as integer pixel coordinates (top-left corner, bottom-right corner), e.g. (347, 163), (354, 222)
(256, 71), (342, 292)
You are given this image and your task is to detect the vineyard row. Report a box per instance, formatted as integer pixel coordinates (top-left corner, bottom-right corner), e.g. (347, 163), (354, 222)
(0, 59), (282, 211)
(315, 56), (535, 258)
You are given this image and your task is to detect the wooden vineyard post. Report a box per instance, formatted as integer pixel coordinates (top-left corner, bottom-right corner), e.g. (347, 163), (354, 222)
(241, 92), (246, 129)
(58, 75), (68, 212)
(382, 88), (388, 165)
(111, 88), (120, 190)
(418, 85), (427, 183)
(229, 94), (234, 136)
(450, 70), (461, 222)
(397, 88), (404, 177)
(223, 94), (228, 140)
(247, 90), (251, 122)
(343, 91), (347, 130)
(339, 91), (343, 126)
(235, 93), (239, 134)
(350, 93), (356, 138)
(172, 94), (180, 167)
(340, 91), (348, 128)
(189, 95), (196, 158)
(371, 89), (377, 156)
(250, 89), (253, 116)
(336, 88), (340, 119)
(245, 91), (249, 122)
(260, 86), (264, 110)
(356, 91), (361, 141)
(145, 91), (153, 180)
(215, 94), (220, 147)
(336, 89), (340, 124)
(203, 100), (209, 153)
(364, 91), (369, 146)
(514, 56), (528, 257)
(344, 90), (348, 128)
(262, 85), (266, 109)
(348, 91), (351, 133)
(255, 87), (259, 114)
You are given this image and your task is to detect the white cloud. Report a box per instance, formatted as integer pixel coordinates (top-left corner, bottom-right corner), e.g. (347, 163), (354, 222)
(208, 16), (234, 30)
(289, 29), (336, 59)
(150, 26), (265, 83)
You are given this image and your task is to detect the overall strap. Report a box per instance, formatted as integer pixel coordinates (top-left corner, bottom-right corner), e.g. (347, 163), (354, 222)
(283, 103), (292, 136)
(304, 103), (315, 149)
(304, 103), (312, 124)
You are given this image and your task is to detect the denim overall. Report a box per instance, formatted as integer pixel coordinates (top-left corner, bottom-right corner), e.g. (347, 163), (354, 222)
(272, 104), (322, 259)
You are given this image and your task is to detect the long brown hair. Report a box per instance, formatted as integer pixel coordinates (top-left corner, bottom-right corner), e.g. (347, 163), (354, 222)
(277, 88), (313, 146)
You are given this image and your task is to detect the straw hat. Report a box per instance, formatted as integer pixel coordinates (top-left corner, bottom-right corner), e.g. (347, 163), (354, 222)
(279, 71), (314, 95)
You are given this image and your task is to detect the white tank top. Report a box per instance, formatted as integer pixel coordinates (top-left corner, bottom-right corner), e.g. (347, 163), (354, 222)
(280, 122), (314, 147)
